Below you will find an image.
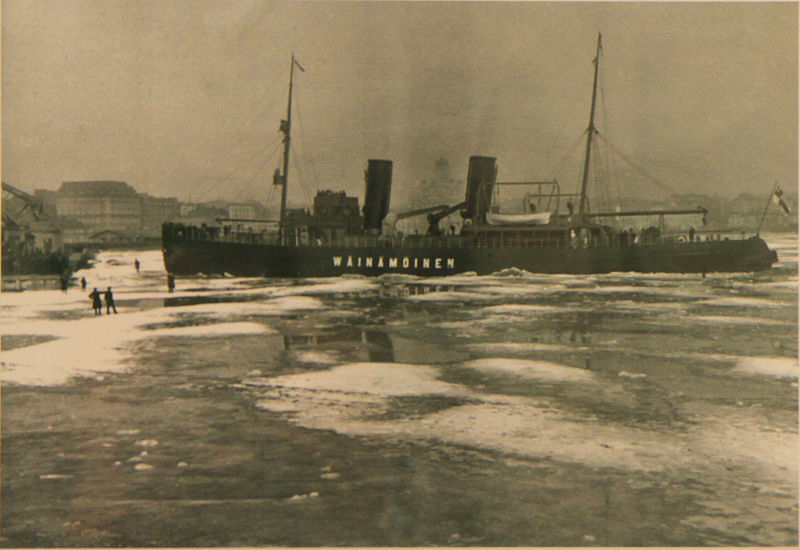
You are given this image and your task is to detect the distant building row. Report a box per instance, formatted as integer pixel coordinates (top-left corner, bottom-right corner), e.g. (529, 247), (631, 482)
(34, 180), (180, 238)
(30, 180), (267, 246)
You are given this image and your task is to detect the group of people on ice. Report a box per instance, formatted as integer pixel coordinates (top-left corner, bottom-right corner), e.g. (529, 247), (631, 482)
(84, 256), (136, 315)
(88, 286), (117, 315)
(83, 257), (175, 315)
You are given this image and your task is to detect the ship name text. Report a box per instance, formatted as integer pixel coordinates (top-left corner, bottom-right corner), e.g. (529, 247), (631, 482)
(332, 255), (455, 270)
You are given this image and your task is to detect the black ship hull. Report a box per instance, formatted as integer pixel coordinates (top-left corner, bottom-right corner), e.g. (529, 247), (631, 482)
(162, 235), (777, 277)
(162, 42), (783, 281)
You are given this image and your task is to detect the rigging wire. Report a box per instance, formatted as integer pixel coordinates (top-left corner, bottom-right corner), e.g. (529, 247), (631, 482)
(294, 83), (365, 198)
(590, 137), (608, 213)
(539, 97), (585, 174)
(180, 80), (284, 196)
(229, 159), (272, 205)
(548, 129), (589, 183)
(289, 147), (315, 209)
(190, 134), (283, 201)
(595, 54), (623, 208)
(601, 140), (620, 213)
(293, 88), (323, 194)
(265, 180), (276, 211)
(595, 133), (678, 195)
(230, 138), (285, 205)
(345, 179), (364, 194)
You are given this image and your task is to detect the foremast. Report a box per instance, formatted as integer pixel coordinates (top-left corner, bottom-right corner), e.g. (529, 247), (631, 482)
(578, 32), (602, 219)
(278, 54), (304, 243)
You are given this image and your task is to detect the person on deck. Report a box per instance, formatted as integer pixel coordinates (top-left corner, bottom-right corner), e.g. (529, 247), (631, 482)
(89, 288), (102, 315)
(104, 287), (117, 314)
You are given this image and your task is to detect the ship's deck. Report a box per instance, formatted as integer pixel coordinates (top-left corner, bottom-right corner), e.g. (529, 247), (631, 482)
(163, 222), (749, 251)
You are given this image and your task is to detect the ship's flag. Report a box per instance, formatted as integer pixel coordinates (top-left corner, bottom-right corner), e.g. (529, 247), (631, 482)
(773, 186), (791, 215)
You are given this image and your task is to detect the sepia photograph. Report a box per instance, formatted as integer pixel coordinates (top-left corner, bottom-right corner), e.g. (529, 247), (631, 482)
(1, 1), (797, 547)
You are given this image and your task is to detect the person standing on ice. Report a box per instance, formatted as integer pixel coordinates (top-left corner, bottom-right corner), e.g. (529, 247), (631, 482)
(60, 269), (70, 293)
(167, 273), (175, 293)
(80, 277), (87, 290)
(134, 258), (140, 272)
(104, 287), (117, 314)
(89, 288), (102, 315)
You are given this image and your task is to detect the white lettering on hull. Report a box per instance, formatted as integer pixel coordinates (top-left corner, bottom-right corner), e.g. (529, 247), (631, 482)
(332, 254), (455, 271)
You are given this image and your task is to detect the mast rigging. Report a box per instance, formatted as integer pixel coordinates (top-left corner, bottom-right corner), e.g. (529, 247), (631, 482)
(578, 32), (602, 217)
(278, 53), (304, 242)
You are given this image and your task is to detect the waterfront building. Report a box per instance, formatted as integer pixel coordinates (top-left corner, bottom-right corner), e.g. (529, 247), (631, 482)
(228, 203), (257, 219)
(55, 181), (143, 233)
(50, 180), (180, 239)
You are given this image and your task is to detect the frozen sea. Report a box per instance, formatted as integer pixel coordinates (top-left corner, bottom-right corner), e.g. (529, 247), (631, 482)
(1, 234), (797, 546)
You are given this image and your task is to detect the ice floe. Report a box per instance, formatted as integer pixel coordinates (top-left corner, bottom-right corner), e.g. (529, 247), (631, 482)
(618, 371), (647, 379)
(688, 315), (793, 327)
(145, 322), (272, 338)
(244, 348), (795, 476)
(277, 278), (377, 296)
(482, 304), (564, 315)
(287, 491), (319, 502)
(293, 351), (339, 364)
(0, 294), (311, 385)
(467, 342), (589, 354)
(734, 357), (798, 380)
(472, 284), (568, 297)
(254, 362), (467, 397)
(406, 290), (495, 303)
(462, 358), (595, 383)
(699, 297), (785, 308)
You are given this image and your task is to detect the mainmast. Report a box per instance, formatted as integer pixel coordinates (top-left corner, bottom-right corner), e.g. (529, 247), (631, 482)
(278, 53), (303, 242)
(578, 32), (602, 217)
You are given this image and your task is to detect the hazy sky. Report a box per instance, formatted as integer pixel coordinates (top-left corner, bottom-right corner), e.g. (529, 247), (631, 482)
(2, 1), (797, 209)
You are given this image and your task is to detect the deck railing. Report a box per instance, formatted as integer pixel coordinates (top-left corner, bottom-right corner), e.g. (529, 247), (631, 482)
(163, 223), (748, 251)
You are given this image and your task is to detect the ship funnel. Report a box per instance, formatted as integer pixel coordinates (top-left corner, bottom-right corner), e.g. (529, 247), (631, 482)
(462, 156), (497, 223)
(362, 159), (393, 234)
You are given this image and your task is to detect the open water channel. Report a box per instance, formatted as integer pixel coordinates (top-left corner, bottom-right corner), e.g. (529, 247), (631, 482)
(1, 234), (797, 546)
